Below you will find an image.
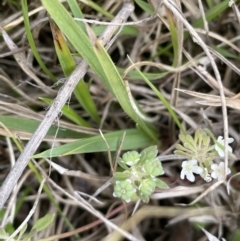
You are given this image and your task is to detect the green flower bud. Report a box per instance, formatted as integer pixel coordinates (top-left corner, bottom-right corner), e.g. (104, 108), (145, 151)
(122, 151), (140, 166)
(138, 178), (156, 196)
(113, 179), (136, 202)
(113, 170), (131, 181)
(143, 159), (164, 177)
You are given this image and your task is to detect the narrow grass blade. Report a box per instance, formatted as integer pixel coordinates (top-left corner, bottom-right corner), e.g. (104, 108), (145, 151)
(93, 40), (158, 142)
(33, 129), (156, 158)
(193, 0), (240, 28)
(40, 97), (91, 127)
(21, 0), (57, 82)
(80, 0), (113, 18)
(42, 0), (158, 142)
(0, 115), (91, 138)
(135, 0), (154, 14)
(67, 0), (87, 32)
(49, 20), (100, 123)
(128, 58), (185, 133)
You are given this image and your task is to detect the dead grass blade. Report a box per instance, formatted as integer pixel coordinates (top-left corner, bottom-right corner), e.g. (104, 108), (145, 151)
(176, 88), (240, 110)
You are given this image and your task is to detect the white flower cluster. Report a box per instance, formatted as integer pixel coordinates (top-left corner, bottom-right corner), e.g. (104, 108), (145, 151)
(180, 136), (233, 182)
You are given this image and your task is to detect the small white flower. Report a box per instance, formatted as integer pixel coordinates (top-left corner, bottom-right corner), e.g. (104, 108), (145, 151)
(181, 159), (203, 182)
(215, 136), (234, 158)
(200, 168), (212, 182)
(211, 162), (231, 181)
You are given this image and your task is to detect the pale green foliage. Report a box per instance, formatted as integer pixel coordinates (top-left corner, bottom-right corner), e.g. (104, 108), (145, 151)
(0, 213), (55, 241)
(113, 146), (168, 203)
(175, 129), (217, 166)
(175, 129), (233, 182)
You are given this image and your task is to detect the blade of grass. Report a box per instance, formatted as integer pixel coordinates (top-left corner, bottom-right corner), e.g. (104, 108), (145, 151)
(42, 0), (158, 142)
(80, 0), (114, 18)
(41, 0), (108, 89)
(166, 4), (183, 137)
(211, 46), (239, 59)
(21, 0), (57, 82)
(67, 0), (87, 33)
(135, 0), (154, 14)
(0, 0), (135, 210)
(193, 0), (239, 28)
(167, 9), (179, 68)
(33, 128), (156, 158)
(93, 40), (158, 142)
(49, 20), (100, 124)
(92, 25), (139, 37)
(118, 67), (167, 80)
(127, 57), (185, 134)
(0, 115), (91, 138)
(40, 97), (91, 127)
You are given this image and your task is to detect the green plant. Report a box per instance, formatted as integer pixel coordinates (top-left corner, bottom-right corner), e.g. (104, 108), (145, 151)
(175, 129), (233, 182)
(113, 146), (168, 203)
(0, 213), (55, 241)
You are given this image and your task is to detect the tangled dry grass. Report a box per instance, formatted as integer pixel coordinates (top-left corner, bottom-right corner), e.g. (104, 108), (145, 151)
(1, 0), (240, 240)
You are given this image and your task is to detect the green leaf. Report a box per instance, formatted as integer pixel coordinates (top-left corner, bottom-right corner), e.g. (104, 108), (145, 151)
(67, 0), (87, 33)
(167, 8), (179, 67)
(155, 179), (169, 189)
(22, 229), (36, 241)
(140, 145), (158, 162)
(80, 0), (113, 18)
(212, 46), (239, 59)
(113, 171), (131, 181)
(117, 157), (129, 170)
(135, 0), (154, 14)
(185, 134), (196, 146)
(33, 129), (155, 158)
(118, 67), (167, 81)
(0, 228), (9, 239)
(41, 0), (158, 143)
(92, 25), (139, 37)
(40, 97), (91, 127)
(21, 0), (57, 82)
(193, 0), (240, 28)
(0, 115), (90, 138)
(41, 0), (104, 78)
(18, 224), (28, 240)
(32, 213), (55, 232)
(49, 20), (100, 124)
(128, 57), (185, 134)
(93, 40), (158, 142)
